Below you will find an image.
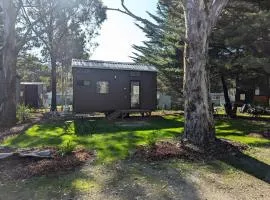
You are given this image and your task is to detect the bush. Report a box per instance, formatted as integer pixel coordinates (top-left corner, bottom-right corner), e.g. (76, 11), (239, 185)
(16, 104), (32, 122)
(74, 119), (97, 135)
(59, 140), (76, 156)
(148, 130), (160, 147)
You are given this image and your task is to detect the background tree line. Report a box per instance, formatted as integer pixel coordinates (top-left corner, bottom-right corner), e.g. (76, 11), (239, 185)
(0, 0), (106, 126)
(133, 0), (270, 116)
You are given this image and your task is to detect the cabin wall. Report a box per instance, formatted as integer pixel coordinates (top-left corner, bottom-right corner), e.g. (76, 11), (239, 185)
(20, 84), (45, 108)
(73, 68), (157, 113)
(236, 74), (270, 106)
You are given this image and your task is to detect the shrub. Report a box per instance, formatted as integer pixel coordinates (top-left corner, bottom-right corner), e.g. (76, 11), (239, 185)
(75, 120), (97, 135)
(16, 104), (32, 122)
(148, 130), (160, 147)
(59, 140), (76, 156)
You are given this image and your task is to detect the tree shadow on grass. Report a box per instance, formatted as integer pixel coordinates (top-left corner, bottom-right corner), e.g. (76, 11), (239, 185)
(219, 152), (270, 184)
(215, 114), (270, 122)
(215, 118), (270, 148)
(0, 163), (96, 200)
(98, 160), (200, 200)
(73, 116), (184, 136)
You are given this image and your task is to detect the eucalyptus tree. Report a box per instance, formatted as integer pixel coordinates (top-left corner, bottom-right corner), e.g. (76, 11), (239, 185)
(22, 0), (106, 111)
(17, 54), (50, 85)
(0, 0), (59, 126)
(178, 0), (229, 146)
(0, 0), (17, 126)
(107, 0), (230, 147)
(0, 0), (106, 126)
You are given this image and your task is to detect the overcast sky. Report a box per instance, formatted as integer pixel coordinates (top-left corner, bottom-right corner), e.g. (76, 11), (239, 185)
(91, 0), (158, 62)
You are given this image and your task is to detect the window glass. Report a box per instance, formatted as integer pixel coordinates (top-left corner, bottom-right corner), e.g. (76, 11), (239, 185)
(255, 87), (260, 95)
(77, 80), (84, 86)
(77, 80), (91, 87)
(84, 80), (91, 86)
(97, 81), (109, 94)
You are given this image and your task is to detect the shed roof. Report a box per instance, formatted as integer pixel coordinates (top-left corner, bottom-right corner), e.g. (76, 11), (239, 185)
(20, 82), (44, 85)
(72, 59), (158, 72)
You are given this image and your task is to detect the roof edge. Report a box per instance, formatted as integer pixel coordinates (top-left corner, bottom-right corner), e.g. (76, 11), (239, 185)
(71, 59), (158, 72)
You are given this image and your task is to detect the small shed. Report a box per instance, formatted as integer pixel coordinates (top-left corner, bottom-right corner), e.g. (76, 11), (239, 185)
(20, 82), (45, 108)
(72, 59), (157, 116)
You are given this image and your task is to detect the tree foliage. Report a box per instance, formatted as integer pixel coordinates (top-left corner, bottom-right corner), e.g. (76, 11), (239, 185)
(132, 1), (184, 100)
(21, 0), (106, 111)
(133, 0), (270, 113)
(17, 54), (50, 86)
(209, 0), (270, 115)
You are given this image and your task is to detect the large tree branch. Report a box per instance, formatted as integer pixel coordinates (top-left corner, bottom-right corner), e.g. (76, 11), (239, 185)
(18, 0), (53, 52)
(209, 0), (230, 29)
(106, 0), (188, 43)
(105, 0), (159, 29)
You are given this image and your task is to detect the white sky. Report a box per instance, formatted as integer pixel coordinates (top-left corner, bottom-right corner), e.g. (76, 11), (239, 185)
(91, 0), (158, 62)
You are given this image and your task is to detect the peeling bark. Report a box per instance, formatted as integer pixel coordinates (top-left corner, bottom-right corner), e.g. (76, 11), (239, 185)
(182, 0), (229, 147)
(0, 1), (17, 127)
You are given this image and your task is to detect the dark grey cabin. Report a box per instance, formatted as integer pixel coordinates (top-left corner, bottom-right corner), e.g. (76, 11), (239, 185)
(235, 66), (270, 106)
(72, 59), (157, 115)
(20, 82), (45, 108)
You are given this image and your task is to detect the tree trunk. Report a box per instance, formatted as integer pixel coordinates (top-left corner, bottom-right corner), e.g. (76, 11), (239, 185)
(0, 1), (17, 127)
(50, 54), (57, 111)
(221, 74), (235, 117)
(235, 74), (240, 104)
(182, 0), (229, 147)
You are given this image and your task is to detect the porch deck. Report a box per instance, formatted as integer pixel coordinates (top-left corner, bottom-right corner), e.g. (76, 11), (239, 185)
(106, 109), (152, 120)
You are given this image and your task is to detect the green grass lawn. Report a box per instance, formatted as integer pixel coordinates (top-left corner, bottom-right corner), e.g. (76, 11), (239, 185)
(1, 114), (270, 199)
(2, 115), (270, 162)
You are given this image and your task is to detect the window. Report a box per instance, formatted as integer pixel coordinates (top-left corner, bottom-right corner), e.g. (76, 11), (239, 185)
(77, 80), (91, 87)
(130, 71), (141, 77)
(97, 81), (109, 94)
(240, 94), (245, 101)
(255, 87), (260, 95)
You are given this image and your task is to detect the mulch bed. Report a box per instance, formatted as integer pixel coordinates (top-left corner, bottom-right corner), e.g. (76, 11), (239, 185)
(133, 139), (249, 162)
(0, 148), (94, 180)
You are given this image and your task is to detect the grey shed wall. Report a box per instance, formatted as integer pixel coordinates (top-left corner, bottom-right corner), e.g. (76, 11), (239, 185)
(20, 83), (45, 108)
(73, 67), (157, 113)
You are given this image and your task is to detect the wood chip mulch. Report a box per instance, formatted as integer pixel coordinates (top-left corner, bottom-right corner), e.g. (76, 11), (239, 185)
(133, 139), (249, 162)
(0, 149), (94, 180)
(20, 149), (93, 179)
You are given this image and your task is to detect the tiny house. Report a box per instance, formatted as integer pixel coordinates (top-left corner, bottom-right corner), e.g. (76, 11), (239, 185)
(20, 82), (45, 108)
(235, 66), (270, 106)
(72, 59), (157, 115)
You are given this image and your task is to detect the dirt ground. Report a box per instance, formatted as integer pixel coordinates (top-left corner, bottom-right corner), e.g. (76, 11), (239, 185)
(0, 112), (269, 200)
(0, 149), (269, 200)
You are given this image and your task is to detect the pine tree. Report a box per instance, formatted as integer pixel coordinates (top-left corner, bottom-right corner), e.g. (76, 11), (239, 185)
(209, 0), (270, 116)
(132, 1), (185, 106)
